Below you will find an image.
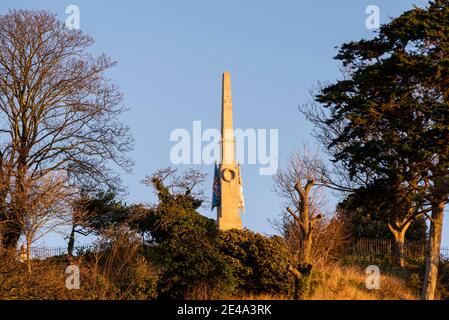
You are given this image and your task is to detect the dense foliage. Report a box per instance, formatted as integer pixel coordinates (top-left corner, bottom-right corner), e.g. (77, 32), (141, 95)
(338, 191), (427, 241)
(219, 229), (294, 296)
(311, 0), (449, 297)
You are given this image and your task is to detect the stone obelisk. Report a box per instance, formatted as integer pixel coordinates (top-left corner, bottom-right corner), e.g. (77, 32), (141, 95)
(217, 71), (244, 230)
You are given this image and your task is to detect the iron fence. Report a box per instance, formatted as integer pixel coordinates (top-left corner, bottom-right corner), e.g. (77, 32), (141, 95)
(28, 244), (96, 260)
(28, 238), (449, 260)
(348, 238), (449, 260)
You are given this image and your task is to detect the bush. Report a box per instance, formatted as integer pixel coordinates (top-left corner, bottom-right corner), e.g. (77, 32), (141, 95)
(154, 213), (234, 299)
(219, 229), (295, 296)
(81, 228), (158, 300)
(408, 273), (422, 296)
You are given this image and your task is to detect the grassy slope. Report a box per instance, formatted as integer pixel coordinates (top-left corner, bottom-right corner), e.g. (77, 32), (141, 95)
(309, 263), (417, 300)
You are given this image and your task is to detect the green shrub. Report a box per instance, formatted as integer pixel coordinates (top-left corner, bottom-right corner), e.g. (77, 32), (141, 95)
(407, 273), (422, 295)
(219, 229), (295, 296)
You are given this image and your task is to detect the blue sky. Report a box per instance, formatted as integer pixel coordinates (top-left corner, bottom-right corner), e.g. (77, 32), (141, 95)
(2, 0), (448, 247)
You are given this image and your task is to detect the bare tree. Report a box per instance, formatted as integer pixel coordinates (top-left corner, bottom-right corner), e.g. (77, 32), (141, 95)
(273, 146), (326, 298)
(0, 10), (133, 249)
(17, 172), (71, 272)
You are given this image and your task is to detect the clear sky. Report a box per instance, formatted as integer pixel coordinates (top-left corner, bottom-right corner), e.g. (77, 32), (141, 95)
(1, 0), (447, 247)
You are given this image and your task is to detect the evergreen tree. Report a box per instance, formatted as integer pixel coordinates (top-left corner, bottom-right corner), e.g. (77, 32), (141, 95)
(314, 0), (449, 298)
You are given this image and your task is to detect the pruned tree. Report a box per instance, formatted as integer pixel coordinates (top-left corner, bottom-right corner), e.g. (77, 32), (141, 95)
(0, 10), (133, 249)
(273, 146), (325, 299)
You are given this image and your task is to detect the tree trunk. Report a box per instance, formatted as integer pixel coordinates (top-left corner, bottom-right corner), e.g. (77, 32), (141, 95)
(392, 229), (406, 267)
(387, 218), (412, 268)
(67, 225), (76, 256)
(1, 192), (21, 249)
(300, 231), (312, 267)
(4, 161), (28, 250)
(421, 200), (445, 300)
(289, 178), (316, 300)
(26, 238), (32, 274)
(1, 220), (21, 249)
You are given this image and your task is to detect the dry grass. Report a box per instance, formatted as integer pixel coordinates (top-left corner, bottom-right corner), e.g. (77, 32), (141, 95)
(1, 240), (418, 300)
(0, 252), (82, 299)
(224, 262), (417, 300)
(309, 263), (417, 300)
(222, 293), (290, 300)
(0, 258), (418, 300)
(0, 232), (157, 300)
